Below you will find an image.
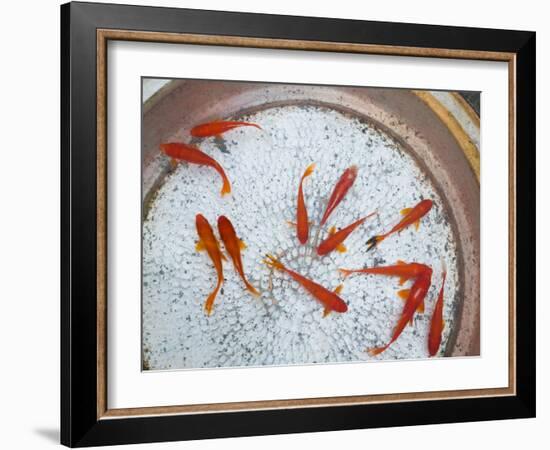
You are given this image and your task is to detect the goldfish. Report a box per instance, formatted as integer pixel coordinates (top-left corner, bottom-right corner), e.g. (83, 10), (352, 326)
(160, 142), (231, 196)
(339, 260), (432, 286)
(263, 254), (347, 317)
(368, 267), (433, 356)
(292, 163), (316, 244)
(316, 211), (376, 256)
(195, 214), (226, 315)
(428, 264), (447, 357)
(320, 166), (358, 226)
(366, 199), (433, 251)
(190, 120), (262, 138)
(217, 215), (260, 298)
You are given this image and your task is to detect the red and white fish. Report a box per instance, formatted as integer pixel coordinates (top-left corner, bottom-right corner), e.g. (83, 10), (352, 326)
(160, 142), (231, 196)
(316, 211), (376, 256)
(366, 199), (433, 251)
(320, 166), (358, 226)
(263, 254), (347, 317)
(195, 214), (226, 315)
(339, 260), (431, 286)
(368, 267), (433, 356)
(292, 163), (316, 245)
(217, 215), (260, 298)
(190, 120), (262, 138)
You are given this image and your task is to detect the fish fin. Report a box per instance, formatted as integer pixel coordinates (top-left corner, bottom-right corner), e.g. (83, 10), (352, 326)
(328, 226), (337, 235)
(396, 259), (407, 265)
(409, 317), (414, 326)
(400, 207), (413, 216)
(322, 308), (332, 318)
(333, 284), (344, 294)
(414, 219), (420, 231)
(399, 277), (408, 286)
(397, 289), (410, 301)
(221, 253), (228, 262)
(416, 300), (425, 314)
(286, 220), (297, 227)
(336, 243), (347, 253)
(442, 320), (446, 330)
(195, 240), (205, 252)
(239, 239), (247, 250)
(170, 158), (179, 169)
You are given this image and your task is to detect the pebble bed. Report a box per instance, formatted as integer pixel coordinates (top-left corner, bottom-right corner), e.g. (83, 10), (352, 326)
(142, 104), (460, 371)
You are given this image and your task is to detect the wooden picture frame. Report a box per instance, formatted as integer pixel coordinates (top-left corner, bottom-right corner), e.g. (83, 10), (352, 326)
(61, 1), (535, 447)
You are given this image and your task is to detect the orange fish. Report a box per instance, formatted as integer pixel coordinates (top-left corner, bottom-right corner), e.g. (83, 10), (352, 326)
(368, 268), (433, 356)
(217, 215), (260, 298)
(292, 163), (316, 244)
(160, 142), (231, 196)
(263, 254), (347, 317)
(428, 264), (447, 357)
(366, 199), (433, 251)
(316, 211), (376, 256)
(190, 120), (262, 138)
(339, 260), (431, 286)
(195, 214), (226, 315)
(320, 166), (358, 226)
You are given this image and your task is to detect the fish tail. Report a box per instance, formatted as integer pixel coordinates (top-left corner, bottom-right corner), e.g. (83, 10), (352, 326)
(302, 163), (316, 179)
(367, 345), (388, 356)
(250, 122), (262, 130)
(204, 277), (223, 315)
(204, 290), (217, 315)
(338, 269), (354, 278)
(220, 175), (231, 197)
(263, 254), (285, 272)
(366, 235), (385, 251)
(212, 161), (231, 197)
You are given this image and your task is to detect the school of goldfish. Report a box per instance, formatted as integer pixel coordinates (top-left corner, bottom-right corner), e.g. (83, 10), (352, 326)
(161, 119), (449, 358)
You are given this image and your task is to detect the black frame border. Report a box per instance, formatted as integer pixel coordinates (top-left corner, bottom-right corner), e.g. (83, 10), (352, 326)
(61, 1), (535, 447)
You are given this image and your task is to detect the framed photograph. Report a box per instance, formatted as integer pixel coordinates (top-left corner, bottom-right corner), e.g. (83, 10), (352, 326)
(61, 1), (535, 447)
